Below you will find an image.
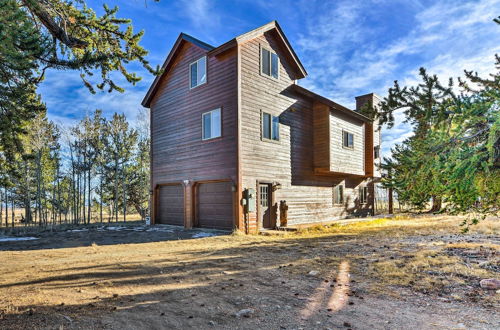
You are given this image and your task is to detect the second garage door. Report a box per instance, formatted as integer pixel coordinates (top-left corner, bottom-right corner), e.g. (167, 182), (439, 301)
(197, 182), (233, 229)
(157, 184), (184, 225)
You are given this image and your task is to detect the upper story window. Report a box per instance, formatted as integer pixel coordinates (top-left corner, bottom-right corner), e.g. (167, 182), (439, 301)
(374, 145), (380, 159)
(359, 186), (369, 204)
(261, 47), (279, 79)
(343, 130), (354, 149)
(333, 184), (344, 205)
(262, 112), (279, 141)
(202, 108), (221, 140)
(190, 56), (206, 89)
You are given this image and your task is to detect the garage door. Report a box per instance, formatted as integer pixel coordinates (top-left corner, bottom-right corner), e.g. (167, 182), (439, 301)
(157, 185), (184, 225)
(197, 182), (233, 229)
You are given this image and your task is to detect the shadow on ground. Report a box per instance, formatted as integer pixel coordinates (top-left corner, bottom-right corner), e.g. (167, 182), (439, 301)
(0, 224), (229, 251)
(1, 217), (497, 329)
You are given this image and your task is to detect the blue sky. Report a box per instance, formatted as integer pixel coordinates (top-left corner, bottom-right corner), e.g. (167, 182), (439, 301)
(39, 0), (500, 157)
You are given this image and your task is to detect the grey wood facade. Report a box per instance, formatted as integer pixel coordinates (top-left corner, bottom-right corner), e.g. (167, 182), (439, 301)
(143, 21), (382, 233)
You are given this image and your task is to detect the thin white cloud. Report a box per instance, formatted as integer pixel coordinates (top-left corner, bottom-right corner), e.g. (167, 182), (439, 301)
(39, 68), (154, 131)
(178, 0), (221, 42)
(293, 0), (500, 158)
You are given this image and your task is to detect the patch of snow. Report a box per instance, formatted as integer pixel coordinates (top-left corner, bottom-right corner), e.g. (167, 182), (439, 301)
(192, 232), (216, 238)
(0, 237), (39, 242)
(146, 227), (174, 233)
(105, 226), (125, 231)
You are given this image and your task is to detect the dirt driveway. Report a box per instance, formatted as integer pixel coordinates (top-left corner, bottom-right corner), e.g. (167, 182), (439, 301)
(0, 216), (498, 329)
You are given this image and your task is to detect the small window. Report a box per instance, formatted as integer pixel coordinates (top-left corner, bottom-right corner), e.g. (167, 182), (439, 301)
(262, 112), (279, 141)
(202, 108), (221, 140)
(260, 185), (268, 207)
(343, 131), (354, 148)
(190, 56), (206, 88)
(261, 47), (279, 79)
(359, 186), (369, 204)
(374, 145), (380, 159)
(333, 184), (344, 205)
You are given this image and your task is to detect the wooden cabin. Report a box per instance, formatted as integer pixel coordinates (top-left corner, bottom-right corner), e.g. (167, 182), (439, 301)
(142, 21), (382, 233)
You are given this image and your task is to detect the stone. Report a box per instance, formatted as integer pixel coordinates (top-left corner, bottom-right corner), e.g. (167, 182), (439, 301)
(308, 270), (319, 276)
(479, 278), (500, 290)
(235, 308), (254, 318)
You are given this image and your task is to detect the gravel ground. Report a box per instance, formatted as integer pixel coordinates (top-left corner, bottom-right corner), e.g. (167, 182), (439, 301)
(0, 216), (498, 329)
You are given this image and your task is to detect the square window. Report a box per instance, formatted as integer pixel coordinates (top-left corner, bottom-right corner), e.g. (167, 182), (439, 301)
(202, 108), (221, 140)
(190, 56), (206, 88)
(272, 115), (280, 140)
(359, 186), (369, 204)
(262, 48), (270, 76)
(333, 185), (344, 205)
(262, 112), (279, 141)
(263, 113), (271, 139)
(261, 47), (279, 79)
(343, 131), (354, 148)
(271, 53), (279, 79)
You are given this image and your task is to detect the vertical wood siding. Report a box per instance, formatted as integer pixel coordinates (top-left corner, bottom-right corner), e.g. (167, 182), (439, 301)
(150, 42), (238, 224)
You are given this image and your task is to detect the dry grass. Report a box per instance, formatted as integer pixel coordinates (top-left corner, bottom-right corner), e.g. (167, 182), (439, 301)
(372, 251), (495, 289)
(292, 214), (498, 237)
(0, 215), (498, 329)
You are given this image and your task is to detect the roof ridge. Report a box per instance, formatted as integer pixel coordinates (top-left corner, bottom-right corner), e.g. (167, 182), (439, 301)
(179, 32), (214, 51)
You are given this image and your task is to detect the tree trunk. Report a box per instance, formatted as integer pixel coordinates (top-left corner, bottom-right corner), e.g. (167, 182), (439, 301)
(88, 166), (91, 224)
(114, 160), (118, 222)
(11, 198), (15, 227)
(429, 196), (442, 213)
(122, 169), (126, 222)
(4, 188), (8, 227)
(57, 167), (61, 225)
(26, 161), (32, 224)
(36, 150), (41, 226)
(388, 186), (394, 214)
(0, 188), (3, 227)
(82, 168), (86, 224)
(100, 174), (103, 223)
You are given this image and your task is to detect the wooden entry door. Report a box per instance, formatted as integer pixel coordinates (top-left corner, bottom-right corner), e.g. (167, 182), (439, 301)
(258, 183), (272, 229)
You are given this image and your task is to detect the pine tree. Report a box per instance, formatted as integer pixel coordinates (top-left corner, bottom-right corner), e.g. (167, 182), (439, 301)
(104, 113), (138, 222)
(0, 0), (46, 167)
(13, 0), (159, 93)
(378, 19), (499, 224)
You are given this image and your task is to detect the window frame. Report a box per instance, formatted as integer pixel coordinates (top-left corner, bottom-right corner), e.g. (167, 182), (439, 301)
(201, 108), (222, 141)
(260, 46), (279, 80)
(333, 184), (344, 206)
(359, 186), (369, 205)
(374, 145), (380, 159)
(342, 130), (354, 149)
(261, 111), (280, 142)
(189, 56), (207, 89)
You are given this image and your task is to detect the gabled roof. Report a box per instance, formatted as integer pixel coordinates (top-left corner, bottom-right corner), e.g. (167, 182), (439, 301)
(208, 21), (307, 78)
(141, 33), (214, 107)
(290, 84), (372, 123)
(142, 21), (307, 107)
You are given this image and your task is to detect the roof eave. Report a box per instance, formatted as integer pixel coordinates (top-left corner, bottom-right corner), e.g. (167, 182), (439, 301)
(291, 85), (372, 122)
(141, 33), (214, 108)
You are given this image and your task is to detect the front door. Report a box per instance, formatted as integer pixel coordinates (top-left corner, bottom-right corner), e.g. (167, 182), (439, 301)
(258, 183), (272, 229)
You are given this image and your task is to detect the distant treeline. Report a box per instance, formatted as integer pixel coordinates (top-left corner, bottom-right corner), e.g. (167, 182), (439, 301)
(0, 109), (150, 227)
